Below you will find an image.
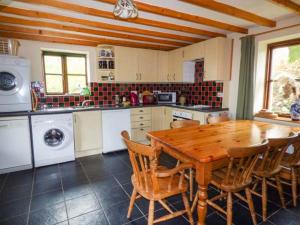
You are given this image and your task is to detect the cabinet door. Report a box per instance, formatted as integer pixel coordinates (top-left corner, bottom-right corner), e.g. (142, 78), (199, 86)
(151, 107), (165, 131)
(169, 49), (183, 82)
(204, 38), (218, 81)
(203, 37), (232, 81)
(183, 42), (204, 61)
(115, 46), (138, 82)
(73, 111), (102, 157)
(163, 107), (173, 129)
(192, 111), (207, 124)
(157, 51), (169, 82)
(138, 49), (158, 82)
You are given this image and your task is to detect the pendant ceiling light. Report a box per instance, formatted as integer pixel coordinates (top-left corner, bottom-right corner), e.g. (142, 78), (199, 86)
(113, 0), (138, 19)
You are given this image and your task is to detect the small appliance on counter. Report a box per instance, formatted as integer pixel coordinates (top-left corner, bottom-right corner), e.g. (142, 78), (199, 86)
(142, 91), (155, 105)
(130, 91), (139, 106)
(157, 92), (176, 104)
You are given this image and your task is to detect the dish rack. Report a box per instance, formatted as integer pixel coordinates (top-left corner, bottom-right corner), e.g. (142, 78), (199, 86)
(0, 38), (20, 55)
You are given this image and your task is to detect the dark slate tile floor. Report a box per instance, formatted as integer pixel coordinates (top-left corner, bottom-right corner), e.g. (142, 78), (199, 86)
(0, 151), (299, 225)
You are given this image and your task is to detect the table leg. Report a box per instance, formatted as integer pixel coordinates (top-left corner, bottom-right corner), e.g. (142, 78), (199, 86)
(195, 162), (212, 225)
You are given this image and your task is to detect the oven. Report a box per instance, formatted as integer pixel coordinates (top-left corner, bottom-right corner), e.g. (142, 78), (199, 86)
(172, 110), (193, 121)
(157, 92), (176, 104)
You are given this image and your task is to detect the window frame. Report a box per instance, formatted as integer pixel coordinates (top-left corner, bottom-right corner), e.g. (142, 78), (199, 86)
(263, 38), (300, 116)
(42, 51), (88, 95)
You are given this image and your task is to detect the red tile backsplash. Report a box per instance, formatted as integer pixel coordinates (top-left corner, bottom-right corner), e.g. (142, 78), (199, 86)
(33, 61), (223, 108)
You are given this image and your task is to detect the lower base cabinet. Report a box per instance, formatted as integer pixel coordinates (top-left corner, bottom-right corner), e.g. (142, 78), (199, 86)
(73, 111), (103, 158)
(131, 108), (152, 144)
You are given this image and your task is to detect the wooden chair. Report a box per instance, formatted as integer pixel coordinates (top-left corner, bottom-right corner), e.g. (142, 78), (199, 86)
(252, 133), (298, 221)
(170, 119), (200, 201)
(192, 140), (269, 225)
(207, 113), (230, 124)
(280, 133), (300, 207)
(121, 131), (194, 225)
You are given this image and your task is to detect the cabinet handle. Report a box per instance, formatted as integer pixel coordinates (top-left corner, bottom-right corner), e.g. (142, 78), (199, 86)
(140, 123), (144, 126)
(140, 128), (144, 131)
(173, 73), (175, 81)
(140, 116), (144, 119)
(139, 110), (143, 112)
(167, 74), (170, 81)
(136, 73), (139, 80)
(139, 73), (142, 80)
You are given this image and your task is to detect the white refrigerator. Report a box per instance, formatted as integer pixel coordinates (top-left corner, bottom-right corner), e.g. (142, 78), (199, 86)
(102, 109), (131, 153)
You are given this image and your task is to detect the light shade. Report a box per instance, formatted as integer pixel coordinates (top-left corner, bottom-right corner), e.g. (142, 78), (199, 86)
(113, 0), (138, 19)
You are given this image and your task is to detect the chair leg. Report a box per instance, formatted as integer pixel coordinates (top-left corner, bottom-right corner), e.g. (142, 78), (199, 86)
(127, 188), (137, 218)
(191, 190), (198, 213)
(182, 193), (194, 225)
(148, 200), (155, 225)
(291, 168), (298, 207)
(262, 177), (268, 222)
(275, 175), (286, 208)
(227, 192), (233, 225)
(189, 169), (193, 201)
(245, 188), (257, 225)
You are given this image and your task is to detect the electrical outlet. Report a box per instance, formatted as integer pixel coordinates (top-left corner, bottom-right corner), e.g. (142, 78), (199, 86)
(217, 92), (224, 98)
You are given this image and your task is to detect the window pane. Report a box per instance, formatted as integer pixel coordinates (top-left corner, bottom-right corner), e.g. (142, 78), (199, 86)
(66, 56), (86, 74)
(68, 75), (86, 94)
(44, 56), (62, 74)
(45, 75), (63, 93)
(269, 45), (300, 113)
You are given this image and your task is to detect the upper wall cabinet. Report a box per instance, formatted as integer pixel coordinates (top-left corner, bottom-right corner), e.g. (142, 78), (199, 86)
(157, 51), (169, 82)
(115, 46), (138, 82)
(137, 49), (158, 82)
(182, 42), (204, 61)
(203, 37), (232, 81)
(168, 48), (184, 82)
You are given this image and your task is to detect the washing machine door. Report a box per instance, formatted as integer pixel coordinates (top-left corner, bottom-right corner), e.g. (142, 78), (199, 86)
(44, 128), (65, 147)
(0, 70), (23, 96)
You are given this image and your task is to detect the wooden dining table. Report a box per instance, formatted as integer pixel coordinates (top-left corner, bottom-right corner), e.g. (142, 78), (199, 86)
(147, 120), (300, 225)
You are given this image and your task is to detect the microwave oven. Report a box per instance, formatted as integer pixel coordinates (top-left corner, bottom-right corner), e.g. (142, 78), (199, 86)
(157, 92), (176, 104)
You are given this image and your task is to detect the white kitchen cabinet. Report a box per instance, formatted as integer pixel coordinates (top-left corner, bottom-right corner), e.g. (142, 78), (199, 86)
(73, 111), (103, 157)
(168, 48), (184, 82)
(115, 46), (138, 82)
(204, 37), (232, 81)
(163, 107), (173, 129)
(137, 49), (158, 82)
(182, 42), (205, 61)
(131, 108), (151, 143)
(157, 51), (169, 82)
(151, 107), (165, 131)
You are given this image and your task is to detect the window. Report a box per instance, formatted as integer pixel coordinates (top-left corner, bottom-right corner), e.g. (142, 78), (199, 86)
(42, 51), (87, 95)
(264, 38), (300, 114)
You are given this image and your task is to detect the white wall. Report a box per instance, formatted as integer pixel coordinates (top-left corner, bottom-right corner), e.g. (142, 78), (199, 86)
(18, 40), (97, 82)
(227, 15), (300, 118)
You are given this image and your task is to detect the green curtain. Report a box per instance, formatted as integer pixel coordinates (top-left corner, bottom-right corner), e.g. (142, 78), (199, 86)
(236, 36), (255, 120)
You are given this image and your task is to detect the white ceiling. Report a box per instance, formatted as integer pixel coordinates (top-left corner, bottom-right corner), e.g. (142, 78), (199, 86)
(0, 0), (299, 46)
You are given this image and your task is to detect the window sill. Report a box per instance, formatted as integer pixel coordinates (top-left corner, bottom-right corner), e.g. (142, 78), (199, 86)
(254, 116), (300, 127)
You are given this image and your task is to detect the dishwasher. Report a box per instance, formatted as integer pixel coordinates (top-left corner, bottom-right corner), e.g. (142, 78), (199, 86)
(0, 116), (32, 174)
(102, 109), (131, 153)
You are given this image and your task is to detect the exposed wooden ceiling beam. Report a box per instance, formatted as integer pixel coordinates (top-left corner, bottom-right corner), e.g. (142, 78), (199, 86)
(181, 0), (276, 27)
(0, 15), (189, 47)
(96, 0), (248, 34)
(0, 24), (175, 50)
(15, 0), (225, 37)
(0, 7), (202, 43)
(270, 0), (300, 14)
(0, 31), (100, 47)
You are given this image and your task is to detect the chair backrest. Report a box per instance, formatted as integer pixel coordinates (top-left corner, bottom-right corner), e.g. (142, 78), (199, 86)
(121, 130), (159, 192)
(170, 120), (200, 129)
(223, 140), (269, 188)
(284, 133), (300, 167)
(259, 133), (298, 173)
(207, 114), (230, 124)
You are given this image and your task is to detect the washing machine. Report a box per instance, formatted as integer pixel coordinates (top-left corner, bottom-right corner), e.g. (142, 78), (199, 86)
(31, 113), (75, 167)
(0, 55), (32, 112)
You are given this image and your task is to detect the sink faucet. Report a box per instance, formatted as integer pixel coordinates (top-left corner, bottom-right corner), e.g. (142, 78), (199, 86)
(81, 100), (92, 107)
